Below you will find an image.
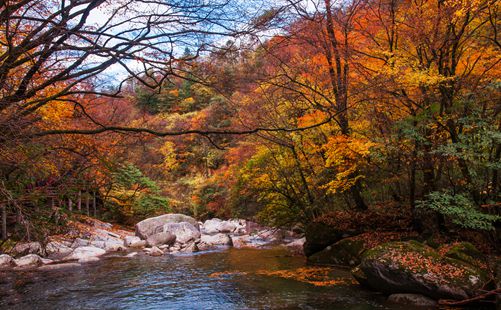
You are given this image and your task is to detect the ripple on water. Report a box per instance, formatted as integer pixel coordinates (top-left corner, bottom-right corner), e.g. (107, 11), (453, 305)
(1, 248), (424, 310)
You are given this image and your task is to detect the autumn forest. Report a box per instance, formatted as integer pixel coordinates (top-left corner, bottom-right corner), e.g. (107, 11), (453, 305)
(0, 0), (500, 308)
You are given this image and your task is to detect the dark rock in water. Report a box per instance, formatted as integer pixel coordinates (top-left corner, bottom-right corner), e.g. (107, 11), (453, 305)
(354, 241), (490, 300)
(135, 214), (199, 239)
(387, 293), (437, 307)
(303, 222), (346, 257)
(308, 238), (366, 266)
(146, 232), (176, 247)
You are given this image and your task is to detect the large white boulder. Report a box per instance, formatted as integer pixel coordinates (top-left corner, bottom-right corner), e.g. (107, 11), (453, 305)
(203, 218), (237, 234)
(0, 254), (15, 268)
(63, 246), (106, 261)
(15, 254), (43, 267)
(135, 214), (199, 239)
(163, 222), (200, 244)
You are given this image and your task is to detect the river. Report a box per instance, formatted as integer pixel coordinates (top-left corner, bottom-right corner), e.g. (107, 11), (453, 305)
(1, 247), (431, 309)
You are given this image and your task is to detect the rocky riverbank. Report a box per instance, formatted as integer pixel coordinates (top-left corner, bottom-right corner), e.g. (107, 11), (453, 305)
(303, 225), (500, 307)
(0, 214), (305, 271)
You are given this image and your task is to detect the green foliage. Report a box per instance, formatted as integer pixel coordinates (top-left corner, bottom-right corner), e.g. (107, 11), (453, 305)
(417, 191), (500, 230)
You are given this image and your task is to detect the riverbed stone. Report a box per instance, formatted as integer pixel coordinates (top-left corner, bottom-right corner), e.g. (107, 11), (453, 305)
(146, 231), (176, 247)
(135, 214), (199, 239)
(15, 254), (43, 267)
(387, 293), (437, 307)
(354, 241), (490, 300)
(63, 246), (106, 261)
(163, 222), (200, 244)
(0, 254), (15, 268)
(91, 239), (126, 252)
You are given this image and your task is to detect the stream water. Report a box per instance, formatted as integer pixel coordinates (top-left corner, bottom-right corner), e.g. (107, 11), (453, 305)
(0, 247), (432, 309)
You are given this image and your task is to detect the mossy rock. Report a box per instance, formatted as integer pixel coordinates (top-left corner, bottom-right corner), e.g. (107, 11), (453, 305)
(442, 242), (487, 269)
(308, 238), (366, 266)
(354, 241), (490, 300)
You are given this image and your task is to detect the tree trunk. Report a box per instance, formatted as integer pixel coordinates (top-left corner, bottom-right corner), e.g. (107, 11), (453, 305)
(93, 192), (97, 218)
(68, 198), (73, 212)
(85, 192), (90, 216)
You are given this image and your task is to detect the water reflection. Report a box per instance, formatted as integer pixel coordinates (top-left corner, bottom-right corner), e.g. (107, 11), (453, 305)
(1, 248), (411, 309)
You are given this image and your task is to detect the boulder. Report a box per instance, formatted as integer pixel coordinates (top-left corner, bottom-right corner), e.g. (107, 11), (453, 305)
(0, 254), (15, 268)
(354, 241), (490, 300)
(441, 242), (487, 269)
(63, 246), (106, 261)
(230, 235), (251, 248)
(135, 214), (199, 239)
(15, 254), (43, 267)
(303, 222), (345, 257)
(180, 241), (198, 253)
(11, 242), (41, 256)
(308, 238), (366, 266)
(46, 241), (74, 257)
(147, 246), (164, 256)
(124, 236), (146, 248)
(199, 233), (232, 250)
(202, 218), (223, 234)
(387, 294), (437, 307)
(163, 222), (200, 244)
(90, 240), (126, 252)
(71, 238), (90, 248)
(146, 231), (176, 247)
(203, 218), (237, 234)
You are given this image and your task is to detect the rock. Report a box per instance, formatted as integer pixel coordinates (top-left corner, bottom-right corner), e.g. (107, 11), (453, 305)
(147, 231), (176, 247)
(63, 246), (106, 261)
(202, 218), (223, 234)
(11, 242), (41, 256)
(203, 218), (237, 234)
(442, 242), (487, 269)
(90, 240), (126, 252)
(41, 258), (53, 265)
(126, 252), (138, 258)
(79, 257), (100, 263)
(199, 233), (232, 250)
(355, 241), (490, 300)
(387, 294), (437, 307)
(71, 238), (90, 248)
(0, 254), (15, 268)
(93, 221), (113, 230)
(148, 246), (164, 256)
(180, 241), (198, 253)
(230, 235), (251, 248)
(285, 237), (306, 255)
(163, 222), (200, 244)
(135, 214), (199, 239)
(46, 241), (74, 257)
(303, 222), (346, 257)
(95, 229), (121, 239)
(38, 263), (81, 271)
(219, 222), (236, 233)
(15, 254), (43, 267)
(308, 238), (366, 266)
(124, 236), (142, 247)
